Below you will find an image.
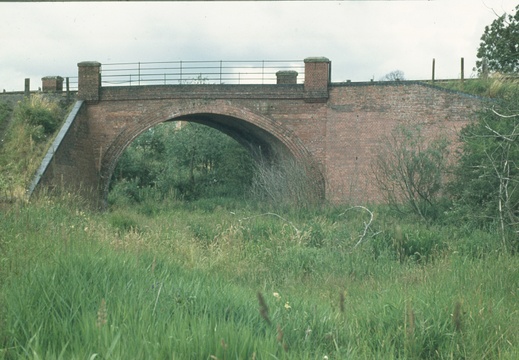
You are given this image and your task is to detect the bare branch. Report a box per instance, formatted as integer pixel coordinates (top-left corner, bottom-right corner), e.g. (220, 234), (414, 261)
(338, 206), (374, 249)
(238, 212), (300, 234)
(491, 106), (519, 118)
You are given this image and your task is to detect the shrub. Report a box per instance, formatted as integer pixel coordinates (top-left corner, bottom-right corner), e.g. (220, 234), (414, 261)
(372, 124), (450, 222)
(0, 101), (12, 129)
(448, 79), (519, 251)
(13, 94), (62, 140)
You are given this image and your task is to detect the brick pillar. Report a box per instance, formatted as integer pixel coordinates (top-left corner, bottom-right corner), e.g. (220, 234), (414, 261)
(78, 61), (101, 102)
(41, 76), (64, 92)
(304, 57), (330, 102)
(276, 70), (298, 84)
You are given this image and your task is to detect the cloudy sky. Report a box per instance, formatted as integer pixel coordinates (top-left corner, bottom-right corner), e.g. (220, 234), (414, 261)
(0, 0), (517, 91)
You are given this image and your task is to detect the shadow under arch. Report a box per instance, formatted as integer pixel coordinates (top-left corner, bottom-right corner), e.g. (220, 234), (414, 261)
(100, 104), (325, 205)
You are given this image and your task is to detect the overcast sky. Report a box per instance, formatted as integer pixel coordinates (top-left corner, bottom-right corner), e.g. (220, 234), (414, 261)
(0, 0), (517, 91)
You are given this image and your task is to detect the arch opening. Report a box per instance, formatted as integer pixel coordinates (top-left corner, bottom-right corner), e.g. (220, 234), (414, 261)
(102, 109), (325, 207)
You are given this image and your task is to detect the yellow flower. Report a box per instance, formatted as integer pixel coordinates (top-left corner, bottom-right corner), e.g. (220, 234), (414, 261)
(273, 292), (281, 301)
(284, 302), (291, 310)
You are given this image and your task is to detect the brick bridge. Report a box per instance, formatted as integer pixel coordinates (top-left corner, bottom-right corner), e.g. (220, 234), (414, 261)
(31, 57), (482, 207)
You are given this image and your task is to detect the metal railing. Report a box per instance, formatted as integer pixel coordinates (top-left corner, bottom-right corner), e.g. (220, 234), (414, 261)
(65, 77), (78, 92)
(100, 60), (305, 86)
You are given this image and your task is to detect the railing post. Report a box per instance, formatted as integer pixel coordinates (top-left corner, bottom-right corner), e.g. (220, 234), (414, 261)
(77, 61), (101, 102)
(66, 77), (70, 102)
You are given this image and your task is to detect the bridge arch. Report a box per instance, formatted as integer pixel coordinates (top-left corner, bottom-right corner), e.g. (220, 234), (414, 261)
(99, 102), (325, 202)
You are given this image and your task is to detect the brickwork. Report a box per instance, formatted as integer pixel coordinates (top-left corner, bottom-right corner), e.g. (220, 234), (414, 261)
(303, 57), (330, 102)
(36, 59), (483, 206)
(325, 82), (479, 203)
(78, 61), (101, 102)
(276, 70), (298, 84)
(41, 76), (64, 92)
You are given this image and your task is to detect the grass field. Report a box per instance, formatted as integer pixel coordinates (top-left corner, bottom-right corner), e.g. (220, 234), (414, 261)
(1, 196), (517, 359)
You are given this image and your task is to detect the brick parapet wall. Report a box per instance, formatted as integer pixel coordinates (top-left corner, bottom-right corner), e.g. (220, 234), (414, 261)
(99, 84), (305, 101)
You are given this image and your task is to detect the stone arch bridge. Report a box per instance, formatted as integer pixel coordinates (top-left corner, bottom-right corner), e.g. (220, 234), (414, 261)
(31, 57), (482, 207)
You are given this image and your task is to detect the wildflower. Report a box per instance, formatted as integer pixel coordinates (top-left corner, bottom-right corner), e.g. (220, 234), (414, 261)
(273, 292), (281, 301)
(284, 301), (291, 310)
(96, 298), (107, 328)
(305, 327), (312, 341)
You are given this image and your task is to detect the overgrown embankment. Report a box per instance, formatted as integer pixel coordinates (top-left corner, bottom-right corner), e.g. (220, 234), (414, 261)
(0, 94), (70, 201)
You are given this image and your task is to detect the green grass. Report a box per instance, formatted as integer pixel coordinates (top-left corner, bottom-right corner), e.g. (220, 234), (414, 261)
(427, 75), (518, 98)
(1, 198), (518, 359)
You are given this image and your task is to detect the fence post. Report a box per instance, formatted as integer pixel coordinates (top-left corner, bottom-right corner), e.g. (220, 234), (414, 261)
(24, 78), (30, 98)
(432, 58), (435, 83)
(461, 57), (464, 83)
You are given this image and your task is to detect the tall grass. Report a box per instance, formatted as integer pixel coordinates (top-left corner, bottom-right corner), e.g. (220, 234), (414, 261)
(1, 197), (518, 359)
(0, 95), (68, 201)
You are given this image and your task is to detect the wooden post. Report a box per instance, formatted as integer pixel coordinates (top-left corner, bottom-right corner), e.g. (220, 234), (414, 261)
(66, 77), (70, 101)
(432, 58), (435, 83)
(24, 78), (30, 98)
(461, 57), (464, 83)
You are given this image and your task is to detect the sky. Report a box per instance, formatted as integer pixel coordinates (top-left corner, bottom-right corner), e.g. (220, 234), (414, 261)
(0, 0), (517, 92)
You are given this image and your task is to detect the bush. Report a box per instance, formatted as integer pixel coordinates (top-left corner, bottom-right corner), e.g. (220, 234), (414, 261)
(372, 124), (450, 222)
(13, 95), (62, 140)
(0, 101), (12, 129)
(448, 79), (519, 251)
(249, 158), (323, 209)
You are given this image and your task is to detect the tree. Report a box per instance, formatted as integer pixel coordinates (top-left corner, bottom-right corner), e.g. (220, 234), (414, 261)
(448, 83), (519, 251)
(476, 5), (519, 75)
(111, 122), (254, 202)
(380, 70), (405, 82)
(372, 124), (450, 222)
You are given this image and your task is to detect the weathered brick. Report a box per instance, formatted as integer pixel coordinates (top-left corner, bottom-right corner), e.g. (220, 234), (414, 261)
(38, 62), (482, 206)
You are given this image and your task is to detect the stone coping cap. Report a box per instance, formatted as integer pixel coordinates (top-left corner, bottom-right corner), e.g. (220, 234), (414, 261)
(42, 76), (64, 80)
(276, 70), (298, 75)
(304, 57), (330, 63)
(78, 61), (101, 67)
